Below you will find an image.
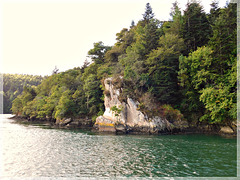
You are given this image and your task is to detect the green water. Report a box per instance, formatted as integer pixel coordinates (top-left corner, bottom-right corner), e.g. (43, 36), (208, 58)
(0, 115), (237, 177)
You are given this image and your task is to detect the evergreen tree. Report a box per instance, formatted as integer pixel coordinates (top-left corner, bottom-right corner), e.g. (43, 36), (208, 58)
(143, 3), (154, 23)
(130, 20), (135, 28)
(208, 0), (220, 26)
(83, 74), (104, 115)
(167, 1), (183, 36)
(182, 1), (211, 55)
(208, 3), (237, 76)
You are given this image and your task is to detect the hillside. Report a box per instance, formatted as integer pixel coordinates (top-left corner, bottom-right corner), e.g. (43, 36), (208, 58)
(2, 74), (44, 113)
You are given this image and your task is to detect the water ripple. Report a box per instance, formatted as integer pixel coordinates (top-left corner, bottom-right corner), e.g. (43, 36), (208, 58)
(0, 115), (237, 177)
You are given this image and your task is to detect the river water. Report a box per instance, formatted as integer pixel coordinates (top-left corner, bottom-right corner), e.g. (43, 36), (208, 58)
(0, 114), (237, 178)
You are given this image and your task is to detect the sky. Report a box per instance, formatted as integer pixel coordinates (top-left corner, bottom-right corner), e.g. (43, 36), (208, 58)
(1, 0), (228, 76)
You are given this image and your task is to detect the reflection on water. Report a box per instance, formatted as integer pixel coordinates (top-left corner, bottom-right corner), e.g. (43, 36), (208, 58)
(0, 114), (237, 177)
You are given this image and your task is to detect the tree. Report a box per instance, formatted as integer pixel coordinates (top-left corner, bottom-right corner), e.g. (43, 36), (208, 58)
(147, 33), (184, 104)
(11, 97), (23, 116)
(52, 66), (59, 75)
(55, 89), (76, 119)
(200, 83), (236, 124)
(124, 19), (159, 61)
(72, 88), (88, 117)
(2, 74), (43, 113)
(83, 74), (104, 115)
(88, 41), (110, 64)
(208, 3), (237, 76)
(182, 1), (211, 55)
(142, 19), (160, 55)
(40, 86), (61, 119)
(80, 59), (90, 73)
(178, 44), (236, 124)
(11, 86), (37, 117)
(178, 46), (215, 122)
(167, 1), (183, 36)
(130, 20), (135, 28)
(208, 0), (220, 26)
(143, 3), (154, 23)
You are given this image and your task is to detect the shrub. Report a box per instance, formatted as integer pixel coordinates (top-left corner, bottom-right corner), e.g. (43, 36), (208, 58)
(160, 104), (184, 122)
(110, 105), (123, 117)
(112, 76), (122, 89)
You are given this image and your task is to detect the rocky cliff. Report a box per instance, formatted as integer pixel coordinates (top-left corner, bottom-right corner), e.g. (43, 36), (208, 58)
(94, 77), (187, 134)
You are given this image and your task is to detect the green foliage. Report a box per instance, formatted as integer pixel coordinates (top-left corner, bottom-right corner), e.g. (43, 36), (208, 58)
(55, 89), (75, 119)
(200, 84), (236, 124)
(160, 104), (184, 122)
(11, 97), (23, 116)
(167, 1), (183, 36)
(179, 3), (236, 124)
(83, 74), (104, 115)
(178, 43), (236, 124)
(2, 74), (43, 113)
(10, 2), (236, 127)
(146, 33), (184, 104)
(114, 28), (135, 53)
(88, 41), (111, 64)
(179, 46), (214, 90)
(110, 105), (123, 117)
(11, 66), (104, 121)
(178, 46), (213, 122)
(181, 1), (211, 55)
(208, 0), (220, 27)
(208, 3), (237, 75)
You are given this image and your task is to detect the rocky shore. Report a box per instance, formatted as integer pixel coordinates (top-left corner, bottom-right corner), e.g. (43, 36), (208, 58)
(10, 115), (237, 137)
(92, 77), (237, 137)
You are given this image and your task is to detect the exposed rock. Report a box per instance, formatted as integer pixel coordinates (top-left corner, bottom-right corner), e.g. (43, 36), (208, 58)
(55, 118), (72, 126)
(94, 116), (116, 132)
(219, 126), (234, 134)
(94, 77), (187, 134)
(115, 124), (126, 133)
(56, 117), (93, 128)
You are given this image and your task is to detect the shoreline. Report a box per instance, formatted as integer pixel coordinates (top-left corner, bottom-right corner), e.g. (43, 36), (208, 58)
(8, 115), (237, 138)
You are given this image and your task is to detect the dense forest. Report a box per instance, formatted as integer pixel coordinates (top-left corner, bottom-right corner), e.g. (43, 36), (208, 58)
(11, 1), (236, 127)
(1, 74), (44, 113)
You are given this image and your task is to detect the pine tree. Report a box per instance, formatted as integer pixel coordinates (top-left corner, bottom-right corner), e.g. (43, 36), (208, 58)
(130, 20), (135, 28)
(209, 0), (220, 24)
(208, 3), (237, 76)
(167, 1), (183, 36)
(143, 3), (154, 24)
(182, 1), (211, 55)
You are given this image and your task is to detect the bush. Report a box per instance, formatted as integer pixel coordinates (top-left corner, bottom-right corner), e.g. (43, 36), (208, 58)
(159, 104), (184, 122)
(110, 105), (123, 117)
(112, 76), (122, 89)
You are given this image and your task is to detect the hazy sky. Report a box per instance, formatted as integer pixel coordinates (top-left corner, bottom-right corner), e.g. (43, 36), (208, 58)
(1, 0), (227, 76)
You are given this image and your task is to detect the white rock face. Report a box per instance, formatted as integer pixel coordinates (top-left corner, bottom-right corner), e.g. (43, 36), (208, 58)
(95, 77), (171, 133)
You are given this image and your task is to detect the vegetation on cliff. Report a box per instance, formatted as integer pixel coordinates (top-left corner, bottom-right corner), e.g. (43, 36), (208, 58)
(11, 1), (236, 127)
